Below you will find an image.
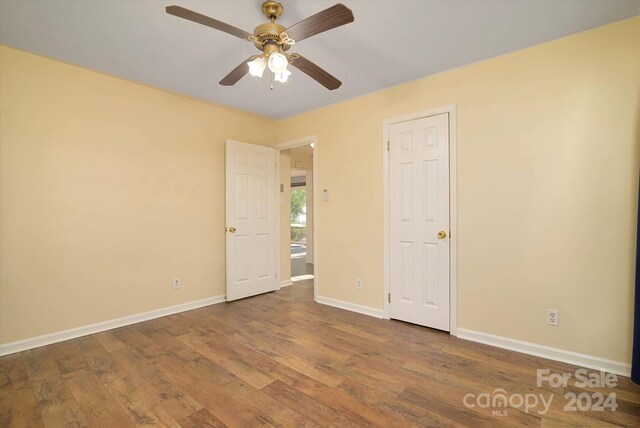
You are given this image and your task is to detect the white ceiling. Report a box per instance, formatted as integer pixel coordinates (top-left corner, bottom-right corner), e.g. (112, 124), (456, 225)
(1, 1), (638, 119)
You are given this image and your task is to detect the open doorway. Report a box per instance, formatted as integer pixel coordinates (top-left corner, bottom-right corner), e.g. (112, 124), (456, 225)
(277, 140), (315, 294)
(290, 169), (314, 282)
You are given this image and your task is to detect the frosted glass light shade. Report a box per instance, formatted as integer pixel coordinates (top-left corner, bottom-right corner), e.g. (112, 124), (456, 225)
(275, 69), (292, 83)
(267, 52), (288, 73)
(248, 57), (266, 77)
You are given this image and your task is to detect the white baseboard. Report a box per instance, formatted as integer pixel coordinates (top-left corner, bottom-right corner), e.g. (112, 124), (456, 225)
(0, 295), (226, 356)
(280, 280), (293, 288)
(315, 295), (384, 319)
(456, 328), (631, 377)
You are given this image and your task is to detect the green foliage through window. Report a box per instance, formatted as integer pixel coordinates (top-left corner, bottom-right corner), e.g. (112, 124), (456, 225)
(291, 188), (306, 224)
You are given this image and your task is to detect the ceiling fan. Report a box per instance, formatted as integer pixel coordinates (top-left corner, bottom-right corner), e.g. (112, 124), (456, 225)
(166, 1), (354, 90)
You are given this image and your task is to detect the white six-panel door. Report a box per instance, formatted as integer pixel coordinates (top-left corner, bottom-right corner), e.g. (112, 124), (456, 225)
(389, 113), (450, 331)
(225, 140), (278, 301)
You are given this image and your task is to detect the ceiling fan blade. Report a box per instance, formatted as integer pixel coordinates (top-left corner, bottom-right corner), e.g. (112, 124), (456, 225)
(166, 5), (253, 40)
(290, 55), (342, 90)
(284, 4), (354, 43)
(219, 57), (253, 86)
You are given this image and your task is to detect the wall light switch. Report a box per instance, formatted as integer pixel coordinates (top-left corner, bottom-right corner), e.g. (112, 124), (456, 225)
(323, 189), (329, 202)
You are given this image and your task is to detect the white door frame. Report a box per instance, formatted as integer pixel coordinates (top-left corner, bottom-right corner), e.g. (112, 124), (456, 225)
(383, 105), (458, 335)
(274, 135), (318, 302)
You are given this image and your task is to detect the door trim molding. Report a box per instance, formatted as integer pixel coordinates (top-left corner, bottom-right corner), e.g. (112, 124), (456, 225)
(275, 135), (318, 302)
(382, 105), (458, 335)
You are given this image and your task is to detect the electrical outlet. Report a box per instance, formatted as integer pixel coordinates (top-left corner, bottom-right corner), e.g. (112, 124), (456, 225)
(356, 278), (363, 289)
(173, 278), (181, 289)
(547, 309), (559, 326)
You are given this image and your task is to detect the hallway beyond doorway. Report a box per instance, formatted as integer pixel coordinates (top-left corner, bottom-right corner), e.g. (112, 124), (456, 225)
(291, 243), (314, 282)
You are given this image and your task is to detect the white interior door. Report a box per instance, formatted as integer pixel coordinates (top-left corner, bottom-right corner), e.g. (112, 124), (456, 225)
(226, 140), (278, 301)
(389, 113), (450, 330)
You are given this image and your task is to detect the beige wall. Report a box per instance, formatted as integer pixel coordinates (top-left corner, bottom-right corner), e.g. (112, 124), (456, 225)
(290, 150), (313, 170)
(270, 18), (640, 363)
(0, 46), (271, 343)
(2, 18), (638, 365)
(279, 150), (292, 283)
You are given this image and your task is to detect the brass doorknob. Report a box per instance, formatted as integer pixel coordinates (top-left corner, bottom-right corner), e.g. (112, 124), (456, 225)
(228, 227), (236, 233)
(437, 230), (447, 239)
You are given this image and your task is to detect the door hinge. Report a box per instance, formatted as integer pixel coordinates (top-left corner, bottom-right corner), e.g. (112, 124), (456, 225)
(388, 293), (391, 303)
(387, 140), (390, 151)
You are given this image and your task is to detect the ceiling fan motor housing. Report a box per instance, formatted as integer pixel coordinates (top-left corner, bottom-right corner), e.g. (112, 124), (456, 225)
(252, 22), (290, 52)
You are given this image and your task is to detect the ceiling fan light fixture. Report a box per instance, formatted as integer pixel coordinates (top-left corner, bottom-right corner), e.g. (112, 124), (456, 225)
(275, 69), (291, 83)
(247, 57), (267, 77)
(167, 2), (354, 90)
(267, 52), (288, 73)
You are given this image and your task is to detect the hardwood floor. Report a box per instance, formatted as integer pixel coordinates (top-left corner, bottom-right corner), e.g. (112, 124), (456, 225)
(1, 280), (639, 427)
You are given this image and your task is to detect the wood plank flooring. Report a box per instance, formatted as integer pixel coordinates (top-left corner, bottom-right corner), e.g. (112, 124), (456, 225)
(1, 280), (639, 427)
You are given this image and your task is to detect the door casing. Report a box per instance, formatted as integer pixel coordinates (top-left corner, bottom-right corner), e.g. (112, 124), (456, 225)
(383, 105), (458, 335)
